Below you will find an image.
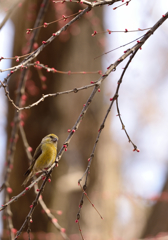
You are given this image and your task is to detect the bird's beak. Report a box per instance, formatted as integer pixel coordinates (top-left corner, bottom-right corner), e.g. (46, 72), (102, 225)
(53, 137), (58, 143)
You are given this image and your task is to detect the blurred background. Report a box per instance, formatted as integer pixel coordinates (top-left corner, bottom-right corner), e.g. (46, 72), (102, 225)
(0, 0), (168, 239)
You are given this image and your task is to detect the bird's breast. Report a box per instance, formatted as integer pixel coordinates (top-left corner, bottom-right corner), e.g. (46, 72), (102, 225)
(34, 143), (57, 171)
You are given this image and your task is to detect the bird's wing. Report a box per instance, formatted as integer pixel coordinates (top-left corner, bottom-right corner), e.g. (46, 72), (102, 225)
(24, 143), (43, 176)
(33, 143), (43, 161)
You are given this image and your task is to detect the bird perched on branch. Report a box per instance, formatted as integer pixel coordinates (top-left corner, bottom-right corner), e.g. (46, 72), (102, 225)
(22, 134), (58, 186)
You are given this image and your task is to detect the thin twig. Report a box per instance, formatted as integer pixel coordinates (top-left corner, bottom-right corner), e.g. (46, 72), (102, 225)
(95, 27), (151, 35)
(0, 0), (25, 30)
(78, 182), (103, 219)
(14, 171), (51, 239)
(53, 0), (121, 7)
(0, 0), (124, 74)
(0, 7), (90, 75)
(1, 81), (98, 111)
(34, 184), (69, 240)
(94, 33), (146, 59)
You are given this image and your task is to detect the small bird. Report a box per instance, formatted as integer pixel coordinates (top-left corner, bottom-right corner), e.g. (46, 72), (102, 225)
(22, 134), (58, 186)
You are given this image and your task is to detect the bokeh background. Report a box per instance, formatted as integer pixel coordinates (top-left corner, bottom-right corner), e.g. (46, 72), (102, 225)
(0, 0), (168, 239)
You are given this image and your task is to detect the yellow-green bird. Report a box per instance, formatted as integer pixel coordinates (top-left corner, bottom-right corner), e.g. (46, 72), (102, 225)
(22, 134), (58, 186)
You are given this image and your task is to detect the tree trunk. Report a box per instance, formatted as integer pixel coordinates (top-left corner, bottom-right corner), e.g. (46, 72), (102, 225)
(141, 177), (168, 238)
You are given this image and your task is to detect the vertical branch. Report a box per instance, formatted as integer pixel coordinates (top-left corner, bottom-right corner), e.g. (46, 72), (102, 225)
(76, 48), (140, 230)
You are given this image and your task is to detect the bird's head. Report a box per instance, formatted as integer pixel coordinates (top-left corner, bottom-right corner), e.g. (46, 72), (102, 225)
(41, 134), (58, 145)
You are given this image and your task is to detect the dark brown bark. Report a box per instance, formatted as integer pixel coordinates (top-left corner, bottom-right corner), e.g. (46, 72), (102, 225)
(141, 177), (168, 238)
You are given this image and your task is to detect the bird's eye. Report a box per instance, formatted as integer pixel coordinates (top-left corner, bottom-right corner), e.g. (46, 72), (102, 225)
(50, 135), (53, 139)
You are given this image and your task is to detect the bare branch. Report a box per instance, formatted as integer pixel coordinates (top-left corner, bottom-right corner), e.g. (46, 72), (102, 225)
(0, 0), (25, 30)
